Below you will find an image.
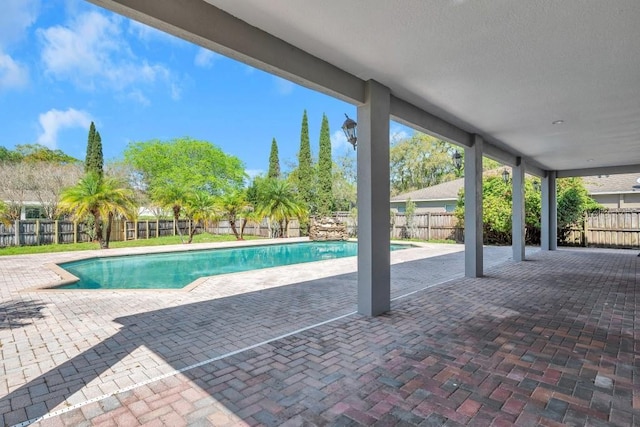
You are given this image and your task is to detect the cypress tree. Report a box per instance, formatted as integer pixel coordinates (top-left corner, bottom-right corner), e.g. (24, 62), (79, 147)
(84, 122), (96, 174)
(297, 110), (313, 210)
(268, 137), (280, 178)
(85, 122), (104, 177)
(93, 131), (104, 177)
(317, 114), (333, 216)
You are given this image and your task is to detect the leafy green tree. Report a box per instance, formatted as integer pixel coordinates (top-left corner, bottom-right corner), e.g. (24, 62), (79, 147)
(317, 114), (333, 216)
(124, 137), (246, 195)
(0, 146), (23, 163)
(297, 110), (313, 212)
(14, 144), (78, 164)
(557, 177), (601, 242)
(455, 174), (601, 245)
(268, 138), (281, 179)
(390, 133), (459, 195)
(60, 173), (136, 249)
(183, 191), (218, 244)
(255, 178), (307, 238)
(85, 122), (104, 176)
(217, 190), (250, 240)
(332, 153), (357, 211)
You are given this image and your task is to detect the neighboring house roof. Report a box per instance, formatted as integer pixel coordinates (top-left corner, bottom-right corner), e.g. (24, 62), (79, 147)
(390, 179), (463, 202)
(391, 171), (640, 203)
(582, 173), (640, 195)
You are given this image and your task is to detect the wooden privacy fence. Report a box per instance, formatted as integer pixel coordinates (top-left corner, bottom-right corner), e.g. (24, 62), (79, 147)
(205, 218), (300, 238)
(0, 218), (301, 247)
(0, 220), (96, 247)
(334, 211), (463, 242)
(565, 209), (640, 248)
(3, 210), (639, 248)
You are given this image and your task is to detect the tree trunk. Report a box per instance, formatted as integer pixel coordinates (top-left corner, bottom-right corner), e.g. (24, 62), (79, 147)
(229, 217), (240, 240)
(284, 218), (289, 238)
(93, 211), (105, 248)
(173, 205), (184, 243)
(239, 218), (247, 240)
(187, 219), (199, 244)
(103, 212), (114, 249)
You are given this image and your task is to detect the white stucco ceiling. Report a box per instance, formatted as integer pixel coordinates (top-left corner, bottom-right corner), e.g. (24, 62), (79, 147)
(207, 0), (640, 173)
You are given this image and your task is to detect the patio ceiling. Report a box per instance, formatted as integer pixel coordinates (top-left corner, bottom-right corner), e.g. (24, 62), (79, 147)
(89, 0), (640, 176)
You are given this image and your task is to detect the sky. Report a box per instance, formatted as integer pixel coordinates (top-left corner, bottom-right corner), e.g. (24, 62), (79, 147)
(0, 0), (411, 178)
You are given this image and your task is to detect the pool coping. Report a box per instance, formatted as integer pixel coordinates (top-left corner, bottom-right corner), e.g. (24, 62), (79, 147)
(32, 238), (424, 292)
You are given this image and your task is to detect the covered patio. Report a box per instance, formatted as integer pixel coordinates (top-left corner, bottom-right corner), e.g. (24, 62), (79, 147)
(1, 246), (637, 425)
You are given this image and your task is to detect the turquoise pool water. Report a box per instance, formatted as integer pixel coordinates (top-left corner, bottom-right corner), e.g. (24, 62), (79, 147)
(57, 241), (409, 290)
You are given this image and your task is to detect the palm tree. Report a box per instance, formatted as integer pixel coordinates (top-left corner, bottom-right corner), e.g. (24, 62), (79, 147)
(255, 179), (307, 238)
(216, 190), (251, 240)
(183, 190), (219, 243)
(151, 184), (189, 243)
(60, 173), (136, 249)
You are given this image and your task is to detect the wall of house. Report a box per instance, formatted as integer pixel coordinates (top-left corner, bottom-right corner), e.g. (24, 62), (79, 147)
(592, 193), (640, 209)
(622, 193), (640, 208)
(390, 200), (457, 213)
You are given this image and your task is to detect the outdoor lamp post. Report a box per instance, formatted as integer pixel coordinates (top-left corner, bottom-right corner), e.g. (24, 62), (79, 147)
(502, 169), (510, 183)
(342, 114), (357, 150)
(452, 150), (462, 171)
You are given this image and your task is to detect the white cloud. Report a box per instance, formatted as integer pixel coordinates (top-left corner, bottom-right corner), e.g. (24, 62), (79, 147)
(0, 0), (39, 49)
(125, 89), (150, 106)
(0, 0), (39, 92)
(273, 76), (295, 95)
(331, 129), (353, 154)
(194, 48), (220, 69)
(0, 53), (29, 90)
(37, 108), (92, 149)
(390, 127), (410, 144)
(38, 10), (179, 100)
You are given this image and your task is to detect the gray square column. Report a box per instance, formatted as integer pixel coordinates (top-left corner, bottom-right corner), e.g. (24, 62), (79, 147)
(464, 135), (483, 277)
(512, 158), (526, 261)
(357, 80), (391, 316)
(541, 171), (558, 250)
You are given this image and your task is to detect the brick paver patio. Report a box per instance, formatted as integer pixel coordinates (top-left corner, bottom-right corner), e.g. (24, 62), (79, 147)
(1, 242), (638, 426)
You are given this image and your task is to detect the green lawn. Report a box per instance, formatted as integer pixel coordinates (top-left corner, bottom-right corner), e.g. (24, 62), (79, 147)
(0, 233), (263, 256)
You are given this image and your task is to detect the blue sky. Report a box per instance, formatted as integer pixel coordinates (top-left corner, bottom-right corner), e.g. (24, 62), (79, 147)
(0, 0), (411, 177)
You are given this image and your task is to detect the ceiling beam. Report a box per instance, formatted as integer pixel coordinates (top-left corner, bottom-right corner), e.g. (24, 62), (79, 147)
(390, 96), (472, 147)
(557, 164), (640, 178)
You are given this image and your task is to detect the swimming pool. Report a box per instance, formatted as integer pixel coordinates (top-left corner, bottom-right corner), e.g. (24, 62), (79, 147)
(56, 241), (410, 290)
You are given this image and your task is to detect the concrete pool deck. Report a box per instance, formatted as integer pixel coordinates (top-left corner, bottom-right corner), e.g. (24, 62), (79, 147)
(0, 241), (638, 426)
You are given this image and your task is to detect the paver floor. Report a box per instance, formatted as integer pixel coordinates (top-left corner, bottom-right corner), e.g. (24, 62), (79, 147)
(1, 242), (638, 426)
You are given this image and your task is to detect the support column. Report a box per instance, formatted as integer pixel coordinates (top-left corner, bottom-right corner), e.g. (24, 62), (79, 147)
(464, 135), (483, 277)
(541, 171), (557, 250)
(357, 80), (391, 316)
(512, 158), (526, 261)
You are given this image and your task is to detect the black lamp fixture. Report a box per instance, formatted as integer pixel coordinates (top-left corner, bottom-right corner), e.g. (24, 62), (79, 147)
(502, 169), (510, 183)
(452, 150), (462, 171)
(342, 114), (357, 150)
(533, 180), (541, 192)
